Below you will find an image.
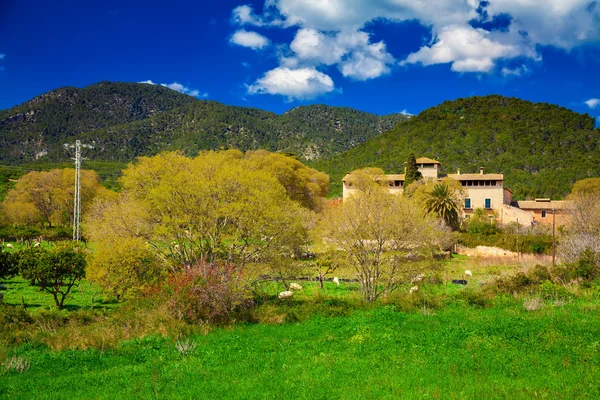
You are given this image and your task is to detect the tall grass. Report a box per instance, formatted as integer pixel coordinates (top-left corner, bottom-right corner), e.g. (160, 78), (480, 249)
(2, 294), (600, 399)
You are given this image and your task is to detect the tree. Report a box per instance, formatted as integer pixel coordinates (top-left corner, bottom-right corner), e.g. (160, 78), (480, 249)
(344, 167), (387, 195)
(0, 247), (17, 280)
(86, 237), (165, 299)
(85, 151), (312, 292)
(414, 179), (464, 230)
(404, 153), (422, 187)
(1, 169), (103, 227)
(319, 187), (449, 302)
(245, 150), (329, 211)
(559, 178), (600, 263)
(17, 244), (87, 309)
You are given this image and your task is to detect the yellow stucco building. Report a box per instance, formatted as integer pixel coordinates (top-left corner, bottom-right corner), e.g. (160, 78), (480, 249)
(342, 157), (569, 226)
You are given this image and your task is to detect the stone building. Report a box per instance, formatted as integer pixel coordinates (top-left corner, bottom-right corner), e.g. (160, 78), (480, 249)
(342, 157), (570, 226)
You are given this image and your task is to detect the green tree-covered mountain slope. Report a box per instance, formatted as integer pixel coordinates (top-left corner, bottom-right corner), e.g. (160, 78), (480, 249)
(313, 95), (600, 200)
(0, 81), (196, 163)
(0, 82), (406, 164)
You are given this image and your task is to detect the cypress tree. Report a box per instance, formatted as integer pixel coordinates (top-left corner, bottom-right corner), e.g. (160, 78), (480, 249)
(404, 152), (422, 186)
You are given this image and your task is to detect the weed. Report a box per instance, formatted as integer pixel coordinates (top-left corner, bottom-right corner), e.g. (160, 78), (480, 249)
(175, 338), (197, 357)
(523, 297), (544, 311)
(3, 355), (30, 374)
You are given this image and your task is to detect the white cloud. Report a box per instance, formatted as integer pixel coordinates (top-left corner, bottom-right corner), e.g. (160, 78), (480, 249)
(502, 65), (529, 77)
(247, 67), (335, 100)
(289, 28), (345, 66)
(0, 53), (5, 60)
(400, 109), (414, 116)
(139, 80), (207, 98)
(585, 98), (600, 109)
(286, 28), (395, 80)
(230, 29), (270, 50)
(232, 0), (600, 77)
(403, 25), (522, 72)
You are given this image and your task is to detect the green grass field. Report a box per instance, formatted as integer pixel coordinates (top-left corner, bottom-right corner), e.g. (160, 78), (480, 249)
(2, 295), (600, 399)
(2, 254), (600, 399)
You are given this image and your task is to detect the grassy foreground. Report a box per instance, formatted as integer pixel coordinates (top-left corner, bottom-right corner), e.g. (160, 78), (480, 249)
(2, 294), (600, 399)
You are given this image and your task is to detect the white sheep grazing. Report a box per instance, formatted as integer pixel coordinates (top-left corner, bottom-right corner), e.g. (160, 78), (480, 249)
(333, 277), (340, 286)
(33, 242), (40, 247)
(289, 283), (302, 291)
(409, 286), (419, 294)
(464, 270), (473, 279)
(5, 244), (13, 249)
(278, 291), (293, 299)
(411, 273), (424, 284)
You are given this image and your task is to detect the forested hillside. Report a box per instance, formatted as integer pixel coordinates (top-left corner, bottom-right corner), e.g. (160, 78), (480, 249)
(0, 81), (196, 163)
(0, 82), (406, 164)
(313, 95), (600, 200)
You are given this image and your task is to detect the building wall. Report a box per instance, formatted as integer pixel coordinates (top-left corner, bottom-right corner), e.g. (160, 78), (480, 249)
(419, 164), (439, 179)
(342, 185), (402, 200)
(527, 209), (570, 227)
(498, 204), (535, 225)
(462, 186), (505, 213)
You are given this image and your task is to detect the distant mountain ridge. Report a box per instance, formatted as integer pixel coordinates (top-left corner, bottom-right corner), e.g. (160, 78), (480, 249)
(0, 82), (407, 164)
(312, 95), (600, 199)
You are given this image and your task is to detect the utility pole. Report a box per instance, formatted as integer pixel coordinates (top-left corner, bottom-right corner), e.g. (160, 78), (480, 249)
(552, 207), (556, 267)
(73, 140), (81, 242)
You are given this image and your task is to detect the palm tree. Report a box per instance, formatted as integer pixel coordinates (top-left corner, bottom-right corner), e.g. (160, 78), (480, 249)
(423, 183), (460, 229)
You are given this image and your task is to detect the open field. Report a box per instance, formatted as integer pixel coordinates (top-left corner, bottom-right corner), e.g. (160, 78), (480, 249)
(2, 253), (599, 399)
(2, 291), (600, 399)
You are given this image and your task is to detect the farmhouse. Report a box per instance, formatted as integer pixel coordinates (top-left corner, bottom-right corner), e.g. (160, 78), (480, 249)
(342, 157), (570, 226)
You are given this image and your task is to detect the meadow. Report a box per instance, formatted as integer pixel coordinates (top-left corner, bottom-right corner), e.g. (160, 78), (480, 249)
(2, 253), (600, 399)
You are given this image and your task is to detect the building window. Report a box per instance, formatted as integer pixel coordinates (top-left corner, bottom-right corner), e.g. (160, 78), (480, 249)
(541, 210), (546, 218)
(465, 198), (471, 209)
(484, 198), (491, 209)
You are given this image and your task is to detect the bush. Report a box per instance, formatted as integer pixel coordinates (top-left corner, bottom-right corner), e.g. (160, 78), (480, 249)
(539, 281), (573, 301)
(454, 288), (492, 308)
(575, 249), (600, 282)
(165, 260), (251, 324)
(530, 242), (546, 254)
(393, 290), (444, 313)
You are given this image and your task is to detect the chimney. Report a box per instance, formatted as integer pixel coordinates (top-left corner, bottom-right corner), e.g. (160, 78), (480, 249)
(480, 167), (484, 175)
(456, 168), (460, 175)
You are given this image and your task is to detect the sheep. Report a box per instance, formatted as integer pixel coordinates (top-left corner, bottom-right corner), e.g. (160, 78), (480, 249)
(332, 277), (340, 286)
(278, 291), (293, 299)
(411, 273), (424, 284)
(289, 283), (302, 291)
(464, 270), (473, 279)
(33, 242), (40, 247)
(409, 286), (419, 294)
(5, 244), (13, 249)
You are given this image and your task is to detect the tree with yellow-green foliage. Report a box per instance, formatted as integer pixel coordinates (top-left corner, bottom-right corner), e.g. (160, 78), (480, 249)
(319, 184), (449, 303)
(1, 169), (109, 227)
(245, 150), (329, 211)
(85, 150), (314, 295)
(343, 167), (388, 195)
(86, 237), (164, 299)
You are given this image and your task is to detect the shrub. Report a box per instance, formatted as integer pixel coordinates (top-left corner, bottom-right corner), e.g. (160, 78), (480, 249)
(165, 260), (251, 324)
(530, 242), (546, 254)
(539, 281), (573, 301)
(454, 288), (491, 308)
(575, 249), (600, 282)
(394, 290), (444, 313)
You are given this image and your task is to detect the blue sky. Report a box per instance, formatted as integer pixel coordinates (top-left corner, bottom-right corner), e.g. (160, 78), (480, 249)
(1, 0), (599, 121)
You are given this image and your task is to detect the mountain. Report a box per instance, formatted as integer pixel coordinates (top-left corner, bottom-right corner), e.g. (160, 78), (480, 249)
(0, 82), (407, 164)
(312, 95), (600, 200)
